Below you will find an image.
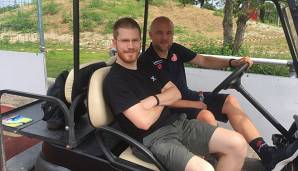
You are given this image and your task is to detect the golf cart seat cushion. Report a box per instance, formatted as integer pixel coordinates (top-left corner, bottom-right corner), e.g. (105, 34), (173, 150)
(88, 66), (114, 127)
(120, 147), (159, 171)
(65, 61), (106, 103)
(88, 66), (160, 170)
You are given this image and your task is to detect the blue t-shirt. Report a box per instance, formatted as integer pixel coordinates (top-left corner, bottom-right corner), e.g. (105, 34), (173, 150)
(138, 43), (199, 100)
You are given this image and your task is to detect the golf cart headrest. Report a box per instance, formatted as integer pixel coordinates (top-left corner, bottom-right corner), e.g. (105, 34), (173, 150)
(64, 61), (106, 103)
(88, 66), (113, 128)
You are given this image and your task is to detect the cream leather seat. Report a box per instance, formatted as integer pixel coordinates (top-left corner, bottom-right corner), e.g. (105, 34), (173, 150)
(65, 57), (116, 103)
(87, 66), (160, 171)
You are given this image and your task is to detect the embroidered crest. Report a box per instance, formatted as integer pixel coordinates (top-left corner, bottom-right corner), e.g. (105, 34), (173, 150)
(150, 76), (157, 82)
(153, 59), (163, 65)
(157, 64), (162, 70)
(171, 54), (177, 62)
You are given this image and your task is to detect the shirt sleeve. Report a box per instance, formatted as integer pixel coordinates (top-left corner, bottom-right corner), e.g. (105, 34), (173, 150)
(103, 77), (139, 115)
(174, 43), (197, 63)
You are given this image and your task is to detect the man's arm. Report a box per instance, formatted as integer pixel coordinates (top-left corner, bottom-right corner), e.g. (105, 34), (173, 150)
(123, 81), (181, 130)
(170, 99), (207, 109)
(189, 54), (253, 69)
(123, 103), (164, 130)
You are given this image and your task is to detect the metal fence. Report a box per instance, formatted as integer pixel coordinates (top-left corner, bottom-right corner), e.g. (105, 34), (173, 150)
(0, 0), (44, 52)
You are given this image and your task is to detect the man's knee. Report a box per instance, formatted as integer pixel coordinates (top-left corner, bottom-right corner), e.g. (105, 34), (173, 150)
(185, 156), (214, 171)
(197, 110), (217, 126)
(228, 132), (247, 158)
(225, 95), (240, 106)
(223, 95), (242, 113)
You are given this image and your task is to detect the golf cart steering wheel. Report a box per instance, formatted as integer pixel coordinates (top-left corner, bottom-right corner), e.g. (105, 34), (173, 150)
(212, 63), (249, 94)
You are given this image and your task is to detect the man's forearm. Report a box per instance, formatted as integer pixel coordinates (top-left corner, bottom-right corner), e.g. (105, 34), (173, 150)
(155, 81), (181, 106)
(200, 55), (229, 69)
(170, 99), (197, 108)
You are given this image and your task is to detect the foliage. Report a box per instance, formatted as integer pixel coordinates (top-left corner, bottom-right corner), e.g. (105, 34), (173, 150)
(43, 0), (59, 15)
(81, 9), (102, 31)
(191, 41), (249, 56)
(213, 9), (224, 17)
(147, 0), (166, 6)
(177, 0), (193, 6)
(260, 2), (279, 25)
(0, 5), (19, 14)
(89, 0), (103, 8)
(190, 42), (289, 76)
(62, 11), (72, 24)
(1, 10), (36, 32)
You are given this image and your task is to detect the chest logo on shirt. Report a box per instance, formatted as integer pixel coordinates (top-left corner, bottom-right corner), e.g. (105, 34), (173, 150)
(171, 53), (178, 62)
(150, 76), (157, 82)
(153, 59), (163, 70)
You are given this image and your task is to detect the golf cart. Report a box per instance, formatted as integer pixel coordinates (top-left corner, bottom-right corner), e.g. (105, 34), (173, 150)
(1, 0), (298, 171)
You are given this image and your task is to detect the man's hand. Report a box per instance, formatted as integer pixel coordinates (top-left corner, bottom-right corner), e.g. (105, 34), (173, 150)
(231, 56), (253, 68)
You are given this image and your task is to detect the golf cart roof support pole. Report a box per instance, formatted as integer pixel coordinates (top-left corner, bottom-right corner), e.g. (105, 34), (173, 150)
(237, 85), (291, 139)
(67, 0), (80, 147)
(142, 0), (149, 53)
(274, 0), (298, 77)
(0, 101), (7, 171)
(37, 0), (45, 52)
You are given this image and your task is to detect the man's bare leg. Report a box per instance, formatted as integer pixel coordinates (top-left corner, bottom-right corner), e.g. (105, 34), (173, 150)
(185, 156), (214, 171)
(197, 110), (217, 126)
(208, 127), (247, 171)
(222, 95), (261, 142)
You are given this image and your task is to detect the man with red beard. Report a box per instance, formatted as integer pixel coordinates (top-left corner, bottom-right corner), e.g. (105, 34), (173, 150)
(138, 16), (298, 171)
(103, 17), (247, 171)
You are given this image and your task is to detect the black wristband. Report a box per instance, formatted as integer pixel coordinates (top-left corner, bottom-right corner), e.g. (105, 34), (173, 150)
(229, 59), (236, 67)
(153, 95), (160, 106)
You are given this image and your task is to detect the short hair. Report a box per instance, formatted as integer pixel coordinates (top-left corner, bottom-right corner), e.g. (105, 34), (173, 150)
(150, 16), (174, 31)
(113, 17), (141, 39)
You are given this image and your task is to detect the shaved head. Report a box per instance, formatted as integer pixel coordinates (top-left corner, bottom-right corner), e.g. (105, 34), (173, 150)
(149, 16), (174, 56)
(150, 16), (174, 32)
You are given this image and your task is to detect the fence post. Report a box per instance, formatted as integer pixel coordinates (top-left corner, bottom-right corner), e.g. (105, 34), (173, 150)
(37, 0), (45, 53)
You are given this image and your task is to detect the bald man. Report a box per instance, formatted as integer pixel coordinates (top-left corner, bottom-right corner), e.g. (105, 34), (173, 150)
(138, 16), (298, 171)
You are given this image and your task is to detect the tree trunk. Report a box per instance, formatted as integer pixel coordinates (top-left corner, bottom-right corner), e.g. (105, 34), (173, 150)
(223, 0), (234, 46)
(259, 0), (265, 22)
(200, 0), (204, 7)
(232, 2), (251, 55)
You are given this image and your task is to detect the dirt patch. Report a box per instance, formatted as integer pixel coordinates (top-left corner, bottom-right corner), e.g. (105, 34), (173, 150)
(148, 2), (224, 39)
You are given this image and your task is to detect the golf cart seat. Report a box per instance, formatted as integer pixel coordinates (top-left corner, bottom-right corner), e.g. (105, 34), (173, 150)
(64, 56), (116, 103)
(87, 66), (161, 171)
(64, 61), (106, 103)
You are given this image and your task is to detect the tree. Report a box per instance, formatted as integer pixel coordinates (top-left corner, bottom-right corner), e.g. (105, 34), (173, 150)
(223, 0), (259, 55)
(223, 0), (234, 46)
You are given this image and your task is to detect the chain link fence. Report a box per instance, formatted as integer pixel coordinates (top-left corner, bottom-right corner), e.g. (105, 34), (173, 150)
(0, 0), (43, 52)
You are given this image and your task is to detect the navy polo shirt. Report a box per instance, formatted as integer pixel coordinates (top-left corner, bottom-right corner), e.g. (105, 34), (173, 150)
(138, 43), (199, 100)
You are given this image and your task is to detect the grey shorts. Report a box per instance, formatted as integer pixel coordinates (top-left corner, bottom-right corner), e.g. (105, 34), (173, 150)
(143, 114), (217, 171)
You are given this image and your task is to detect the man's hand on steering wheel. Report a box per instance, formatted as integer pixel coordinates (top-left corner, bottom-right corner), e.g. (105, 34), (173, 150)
(230, 56), (253, 68)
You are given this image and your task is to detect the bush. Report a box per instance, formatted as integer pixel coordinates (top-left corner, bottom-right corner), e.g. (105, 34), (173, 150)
(190, 42), (289, 76)
(62, 12), (72, 24)
(80, 9), (102, 31)
(2, 10), (36, 32)
(43, 0), (59, 15)
(249, 64), (289, 77)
